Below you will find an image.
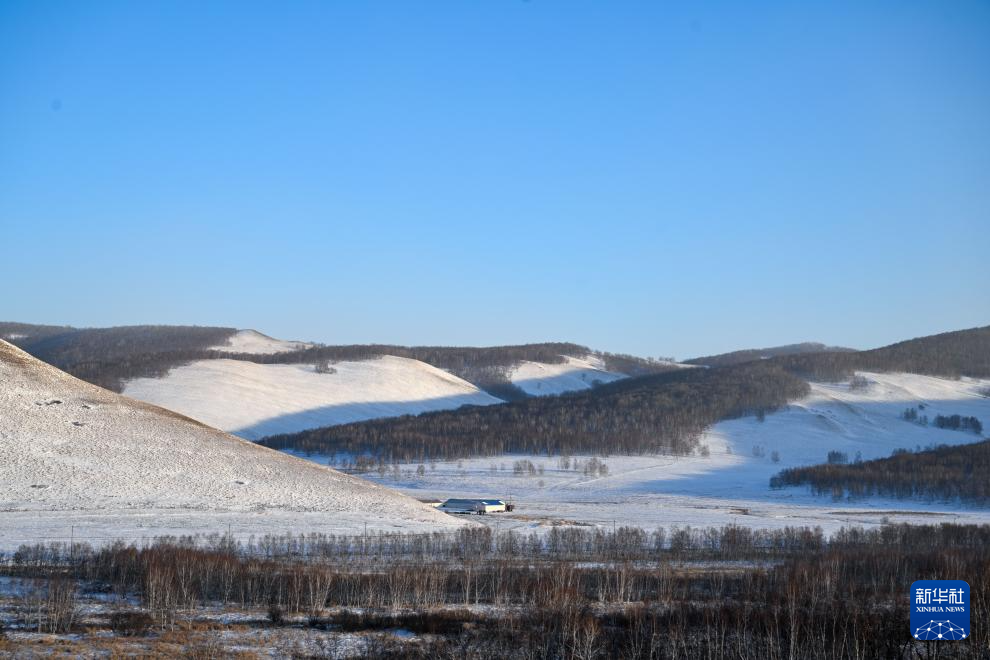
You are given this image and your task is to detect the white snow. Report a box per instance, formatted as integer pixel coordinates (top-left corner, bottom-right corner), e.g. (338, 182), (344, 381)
(0, 339), (468, 551)
(211, 329), (311, 354)
(123, 355), (503, 440)
(1, 333), (27, 340)
(300, 372), (990, 535)
(510, 355), (625, 396)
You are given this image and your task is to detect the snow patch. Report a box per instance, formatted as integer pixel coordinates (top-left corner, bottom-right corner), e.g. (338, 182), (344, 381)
(123, 355), (503, 439)
(212, 329), (311, 354)
(510, 355), (625, 396)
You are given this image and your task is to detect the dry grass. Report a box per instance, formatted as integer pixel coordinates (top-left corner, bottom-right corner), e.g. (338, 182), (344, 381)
(0, 624), (270, 659)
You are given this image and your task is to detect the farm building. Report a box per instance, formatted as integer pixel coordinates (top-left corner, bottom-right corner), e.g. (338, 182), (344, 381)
(440, 498), (507, 514)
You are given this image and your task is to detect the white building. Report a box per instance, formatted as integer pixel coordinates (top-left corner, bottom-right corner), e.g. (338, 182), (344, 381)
(440, 498), (507, 514)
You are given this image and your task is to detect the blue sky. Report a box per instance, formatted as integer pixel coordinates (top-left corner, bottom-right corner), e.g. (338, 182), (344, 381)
(1, 1), (987, 359)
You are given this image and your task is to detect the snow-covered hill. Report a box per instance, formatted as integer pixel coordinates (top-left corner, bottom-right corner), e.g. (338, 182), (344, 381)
(0, 339), (465, 549)
(509, 355), (625, 396)
(211, 329), (312, 354)
(123, 355), (503, 439)
(335, 371), (990, 534)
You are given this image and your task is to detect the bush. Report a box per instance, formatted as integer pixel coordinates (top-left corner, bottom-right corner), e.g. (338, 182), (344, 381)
(267, 602), (284, 626)
(849, 375), (871, 390)
(827, 450), (848, 465)
(110, 610), (154, 636)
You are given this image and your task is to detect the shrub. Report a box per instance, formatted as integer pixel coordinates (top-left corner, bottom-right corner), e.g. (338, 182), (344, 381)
(110, 610), (154, 636)
(267, 602), (284, 626)
(849, 375), (871, 390)
(827, 450), (848, 465)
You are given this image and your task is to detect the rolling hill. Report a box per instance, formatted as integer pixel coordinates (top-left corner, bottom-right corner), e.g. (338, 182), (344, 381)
(685, 342), (855, 367)
(0, 338), (465, 547)
(348, 369), (990, 533)
(122, 354), (503, 439)
(3, 322), (674, 438)
(262, 325), (990, 464)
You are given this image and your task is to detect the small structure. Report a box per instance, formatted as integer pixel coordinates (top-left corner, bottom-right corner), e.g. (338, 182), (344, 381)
(419, 498), (443, 508)
(440, 498), (507, 514)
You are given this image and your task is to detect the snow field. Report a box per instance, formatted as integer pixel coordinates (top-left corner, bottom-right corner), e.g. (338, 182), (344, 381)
(0, 339), (468, 551)
(123, 355), (503, 439)
(509, 355), (626, 396)
(299, 372), (990, 534)
(211, 329), (312, 354)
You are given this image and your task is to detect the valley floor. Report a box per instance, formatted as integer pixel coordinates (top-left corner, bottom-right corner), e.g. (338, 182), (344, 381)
(291, 372), (990, 534)
(0, 510), (462, 553)
(3, 372), (988, 551)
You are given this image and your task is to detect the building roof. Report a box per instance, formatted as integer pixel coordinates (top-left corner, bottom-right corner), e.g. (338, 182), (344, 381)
(442, 498), (504, 505)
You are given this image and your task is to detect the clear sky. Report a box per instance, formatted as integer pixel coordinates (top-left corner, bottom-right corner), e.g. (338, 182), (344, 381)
(1, 1), (987, 359)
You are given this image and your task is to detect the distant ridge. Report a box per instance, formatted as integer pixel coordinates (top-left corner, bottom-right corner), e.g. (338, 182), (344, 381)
(260, 324), (990, 462)
(0, 322), (672, 399)
(685, 342), (855, 368)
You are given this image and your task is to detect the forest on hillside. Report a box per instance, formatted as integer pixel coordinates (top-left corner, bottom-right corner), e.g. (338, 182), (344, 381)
(4, 325), (238, 391)
(773, 325), (990, 380)
(3, 322), (674, 397)
(684, 326), (990, 379)
(771, 439), (990, 504)
(225, 342), (597, 400)
(0, 321), (74, 343)
(685, 342), (854, 367)
(262, 326), (990, 461)
(260, 361), (810, 461)
(225, 344), (679, 399)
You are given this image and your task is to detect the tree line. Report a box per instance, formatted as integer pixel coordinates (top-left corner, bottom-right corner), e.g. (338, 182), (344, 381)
(260, 361), (810, 461)
(222, 343), (676, 399)
(773, 325), (990, 380)
(685, 341), (854, 368)
(3, 523), (989, 658)
(771, 439), (990, 503)
(4, 322), (673, 397)
(5, 324), (238, 391)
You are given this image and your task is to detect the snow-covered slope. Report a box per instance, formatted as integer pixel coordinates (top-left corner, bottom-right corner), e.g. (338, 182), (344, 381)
(509, 355), (625, 396)
(211, 329), (311, 354)
(338, 371), (990, 534)
(123, 356), (503, 439)
(0, 339), (465, 548)
(700, 372), (990, 481)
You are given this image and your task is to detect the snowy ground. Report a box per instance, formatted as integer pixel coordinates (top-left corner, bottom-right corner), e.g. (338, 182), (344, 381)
(289, 372), (990, 535)
(123, 356), (503, 439)
(211, 328), (312, 354)
(509, 355), (625, 396)
(126, 329), (642, 440)
(0, 585), (412, 658)
(0, 340), (468, 552)
(122, 346), (633, 441)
